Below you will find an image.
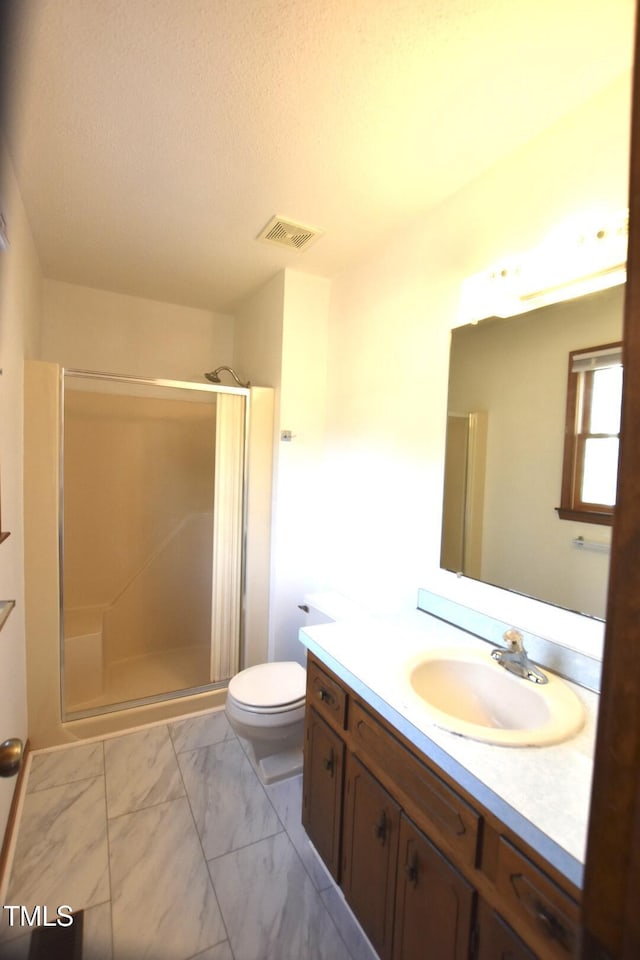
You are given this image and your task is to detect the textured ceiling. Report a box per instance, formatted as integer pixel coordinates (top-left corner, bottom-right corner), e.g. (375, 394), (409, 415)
(4, 0), (636, 312)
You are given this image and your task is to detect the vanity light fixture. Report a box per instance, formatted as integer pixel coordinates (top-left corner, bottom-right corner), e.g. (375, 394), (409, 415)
(460, 209), (628, 323)
(517, 263), (626, 313)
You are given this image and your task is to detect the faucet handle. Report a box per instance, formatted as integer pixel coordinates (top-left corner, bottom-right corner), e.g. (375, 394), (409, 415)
(503, 628), (525, 652)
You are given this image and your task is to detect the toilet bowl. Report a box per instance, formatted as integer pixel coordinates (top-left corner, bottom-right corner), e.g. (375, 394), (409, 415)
(225, 661), (307, 784)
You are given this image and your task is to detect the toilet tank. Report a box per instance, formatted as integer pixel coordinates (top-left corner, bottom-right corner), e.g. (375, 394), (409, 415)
(299, 592), (366, 626)
(291, 592), (367, 671)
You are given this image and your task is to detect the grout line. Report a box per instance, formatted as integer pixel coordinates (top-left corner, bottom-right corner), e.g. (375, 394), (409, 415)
(105, 795), (190, 824)
(263, 783), (359, 960)
(263, 780), (313, 876)
(262, 776), (374, 960)
(169, 716), (238, 756)
(99, 743), (115, 960)
(103, 733), (188, 824)
(169, 723), (234, 958)
(204, 828), (286, 867)
(184, 943), (235, 960)
(318, 883), (379, 960)
(26, 770), (105, 795)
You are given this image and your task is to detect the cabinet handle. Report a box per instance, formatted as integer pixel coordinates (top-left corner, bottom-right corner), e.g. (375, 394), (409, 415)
(510, 873), (573, 952)
(535, 902), (570, 949)
(404, 849), (419, 887)
(374, 812), (388, 844)
(317, 688), (333, 704)
(322, 750), (334, 775)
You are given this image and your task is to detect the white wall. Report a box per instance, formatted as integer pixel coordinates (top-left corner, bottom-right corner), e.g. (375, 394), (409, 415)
(270, 270), (330, 662)
(233, 272), (285, 394)
(320, 73), (631, 615)
(321, 230), (454, 612)
(233, 269), (331, 663)
(0, 144), (42, 849)
(40, 279), (234, 381)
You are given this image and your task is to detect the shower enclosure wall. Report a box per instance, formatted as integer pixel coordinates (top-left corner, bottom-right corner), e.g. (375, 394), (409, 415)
(60, 372), (247, 719)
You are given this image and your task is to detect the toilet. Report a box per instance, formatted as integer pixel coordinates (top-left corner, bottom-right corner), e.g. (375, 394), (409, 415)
(225, 594), (361, 784)
(225, 660), (307, 784)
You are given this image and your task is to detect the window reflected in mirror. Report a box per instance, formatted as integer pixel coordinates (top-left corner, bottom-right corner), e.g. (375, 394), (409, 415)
(441, 284), (623, 619)
(557, 342), (622, 524)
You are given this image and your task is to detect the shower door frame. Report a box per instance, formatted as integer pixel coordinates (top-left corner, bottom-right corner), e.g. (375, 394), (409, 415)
(58, 369), (251, 721)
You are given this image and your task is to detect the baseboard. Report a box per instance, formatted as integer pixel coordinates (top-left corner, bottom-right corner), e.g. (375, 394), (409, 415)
(0, 738), (30, 902)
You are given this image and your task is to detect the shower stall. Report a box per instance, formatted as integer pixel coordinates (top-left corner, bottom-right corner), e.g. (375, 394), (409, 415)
(60, 371), (248, 719)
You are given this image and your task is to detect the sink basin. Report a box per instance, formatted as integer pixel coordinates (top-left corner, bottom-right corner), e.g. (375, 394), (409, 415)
(405, 647), (585, 746)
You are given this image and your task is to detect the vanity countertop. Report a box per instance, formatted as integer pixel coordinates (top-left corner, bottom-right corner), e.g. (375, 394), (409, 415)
(299, 608), (598, 891)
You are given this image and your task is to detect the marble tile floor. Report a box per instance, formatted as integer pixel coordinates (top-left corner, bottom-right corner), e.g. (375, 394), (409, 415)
(0, 709), (378, 960)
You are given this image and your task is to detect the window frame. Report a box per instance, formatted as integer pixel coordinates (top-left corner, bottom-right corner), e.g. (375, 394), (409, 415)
(556, 340), (622, 526)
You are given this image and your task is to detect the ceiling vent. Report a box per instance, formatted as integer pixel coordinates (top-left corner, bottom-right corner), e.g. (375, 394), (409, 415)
(257, 216), (323, 252)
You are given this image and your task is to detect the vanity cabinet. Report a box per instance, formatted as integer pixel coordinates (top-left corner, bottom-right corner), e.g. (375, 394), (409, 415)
(476, 899), (537, 960)
(493, 837), (579, 956)
(393, 814), (474, 960)
(302, 652), (581, 960)
(301, 708), (344, 880)
(342, 754), (400, 960)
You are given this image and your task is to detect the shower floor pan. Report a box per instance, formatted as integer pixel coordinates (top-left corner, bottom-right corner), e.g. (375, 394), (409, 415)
(64, 642), (213, 717)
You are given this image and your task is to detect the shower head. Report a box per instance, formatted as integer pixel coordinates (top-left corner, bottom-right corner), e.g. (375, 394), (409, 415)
(204, 366), (250, 388)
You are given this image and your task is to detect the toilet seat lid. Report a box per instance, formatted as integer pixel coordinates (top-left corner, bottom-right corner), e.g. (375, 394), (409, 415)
(228, 661), (306, 709)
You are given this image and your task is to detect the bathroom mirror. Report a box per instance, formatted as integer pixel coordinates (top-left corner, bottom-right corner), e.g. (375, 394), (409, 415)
(440, 282), (624, 620)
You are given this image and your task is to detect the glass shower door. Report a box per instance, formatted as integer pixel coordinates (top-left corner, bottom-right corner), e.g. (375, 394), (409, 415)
(60, 373), (246, 719)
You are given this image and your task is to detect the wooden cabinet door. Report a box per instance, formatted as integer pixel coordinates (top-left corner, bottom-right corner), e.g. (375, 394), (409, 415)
(393, 815), (475, 960)
(302, 708), (345, 880)
(342, 753), (400, 960)
(476, 898), (537, 960)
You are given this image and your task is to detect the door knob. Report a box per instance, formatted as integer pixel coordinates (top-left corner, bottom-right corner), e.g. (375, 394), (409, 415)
(0, 738), (23, 777)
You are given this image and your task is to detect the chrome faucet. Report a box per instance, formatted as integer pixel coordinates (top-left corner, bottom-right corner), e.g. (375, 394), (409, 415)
(491, 629), (548, 685)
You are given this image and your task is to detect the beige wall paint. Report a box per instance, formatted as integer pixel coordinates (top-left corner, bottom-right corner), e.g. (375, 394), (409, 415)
(448, 286), (622, 618)
(321, 73), (631, 614)
(0, 145), (42, 850)
(40, 279), (234, 382)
